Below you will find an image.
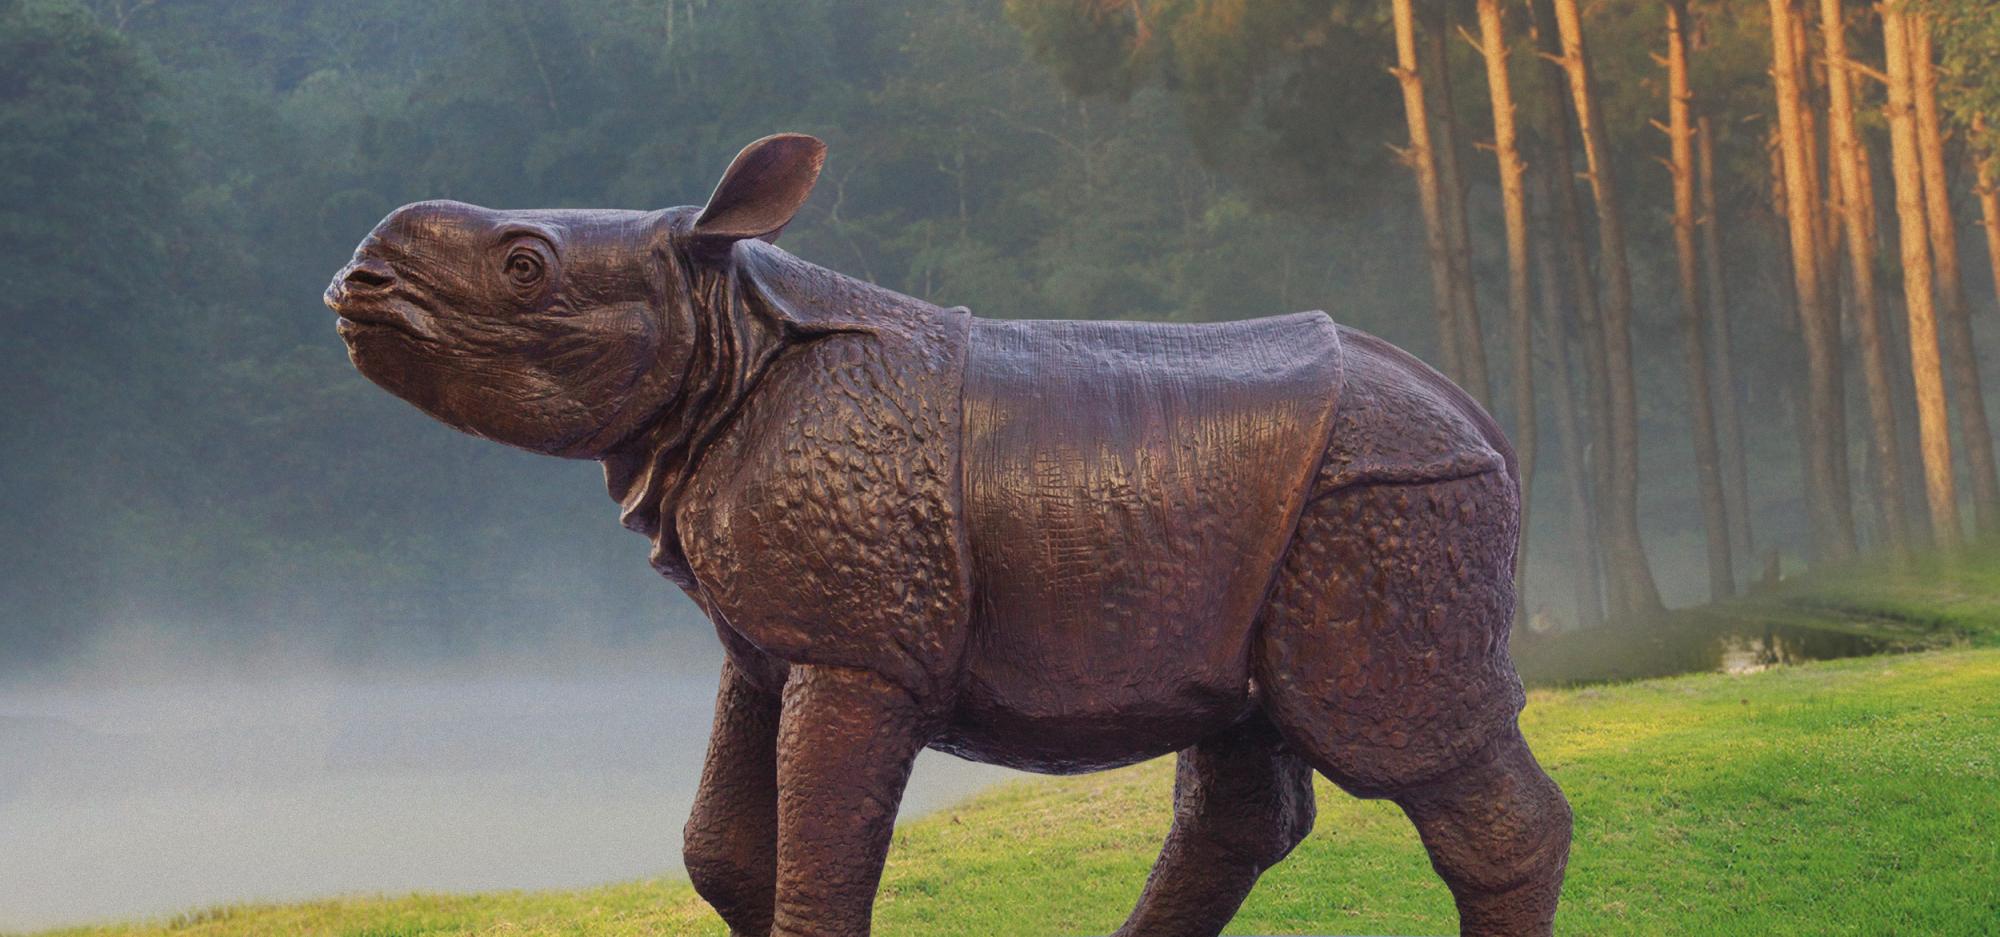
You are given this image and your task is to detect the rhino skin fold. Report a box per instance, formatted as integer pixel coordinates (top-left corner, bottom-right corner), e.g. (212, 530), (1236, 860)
(324, 132), (1571, 937)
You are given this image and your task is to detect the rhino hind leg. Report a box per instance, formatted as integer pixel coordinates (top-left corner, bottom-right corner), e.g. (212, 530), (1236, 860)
(1390, 729), (1571, 936)
(1253, 472), (1570, 936)
(1110, 715), (1315, 937)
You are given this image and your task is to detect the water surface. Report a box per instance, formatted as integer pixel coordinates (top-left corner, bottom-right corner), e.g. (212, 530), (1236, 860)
(0, 660), (1015, 932)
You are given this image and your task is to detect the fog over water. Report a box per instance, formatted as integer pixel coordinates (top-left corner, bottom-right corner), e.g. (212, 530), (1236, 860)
(0, 628), (1018, 932)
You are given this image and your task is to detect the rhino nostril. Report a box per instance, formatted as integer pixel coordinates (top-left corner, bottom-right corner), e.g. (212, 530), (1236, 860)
(343, 261), (395, 291)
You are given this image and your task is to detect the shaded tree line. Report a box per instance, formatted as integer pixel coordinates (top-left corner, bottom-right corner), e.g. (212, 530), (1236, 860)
(9, 0), (2000, 669)
(1012, 0), (2000, 628)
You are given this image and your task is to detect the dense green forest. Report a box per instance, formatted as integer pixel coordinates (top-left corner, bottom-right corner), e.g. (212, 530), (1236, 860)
(5, 0), (2000, 670)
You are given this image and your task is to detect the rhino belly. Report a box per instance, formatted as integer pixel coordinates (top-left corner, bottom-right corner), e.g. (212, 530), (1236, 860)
(934, 597), (1257, 773)
(939, 315), (1343, 774)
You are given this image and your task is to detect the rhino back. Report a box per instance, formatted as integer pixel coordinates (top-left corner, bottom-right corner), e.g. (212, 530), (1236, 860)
(945, 313), (1341, 771)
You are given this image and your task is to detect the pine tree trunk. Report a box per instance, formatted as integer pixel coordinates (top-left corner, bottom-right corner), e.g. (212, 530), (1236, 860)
(1422, 0), (1491, 404)
(1770, 0), (1858, 562)
(1528, 0), (1614, 554)
(1476, 0), (1536, 622)
(1769, 132), (1800, 326)
(1698, 114), (1756, 570)
(1862, 127), (1937, 549)
(1883, 3), (1963, 549)
(1533, 190), (1606, 631)
(1665, 0), (1734, 600)
(1391, 0), (1465, 386)
(1978, 127), (2000, 323)
(1823, 0), (1911, 558)
(1768, 128), (1826, 569)
(1551, 0), (1663, 620)
(1805, 6), (1858, 522)
(1527, 0), (1611, 626)
(1911, 15), (2000, 534)
(1796, 0), (1843, 332)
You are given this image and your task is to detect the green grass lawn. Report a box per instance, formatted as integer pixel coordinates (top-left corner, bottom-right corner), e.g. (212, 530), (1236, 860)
(28, 647), (1999, 937)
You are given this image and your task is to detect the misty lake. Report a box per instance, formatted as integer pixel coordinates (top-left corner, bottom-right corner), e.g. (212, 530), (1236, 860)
(0, 656), (1016, 932)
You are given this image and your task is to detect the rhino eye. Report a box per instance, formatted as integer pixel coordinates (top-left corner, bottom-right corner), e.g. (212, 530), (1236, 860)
(504, 244), (546, 290)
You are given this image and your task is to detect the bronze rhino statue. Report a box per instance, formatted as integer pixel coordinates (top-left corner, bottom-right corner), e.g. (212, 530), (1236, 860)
(324, 133), (1570, 937)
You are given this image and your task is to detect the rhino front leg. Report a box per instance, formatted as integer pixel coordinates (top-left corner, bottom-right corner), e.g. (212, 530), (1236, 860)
(771, 664), (928, 937)
(685, 660), (783, 937)
(1113, 715), (1316, 937)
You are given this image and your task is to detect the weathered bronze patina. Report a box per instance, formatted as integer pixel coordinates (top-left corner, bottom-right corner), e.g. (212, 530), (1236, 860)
(325, 133), (1572, 937)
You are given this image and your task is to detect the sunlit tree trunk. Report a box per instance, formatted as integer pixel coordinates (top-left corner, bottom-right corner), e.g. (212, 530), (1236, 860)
(1698, 114), (1756, 570)
(1528, 0), (1613, 558)
(1770, 0), (1858, 562)
(1977, 120), (2000, 326)
(1823, 0), (1911, 558)
(1911, 15), (2000, 534)
(1860, 128), (1936, 549)
(1796, 0), (1842, 328)
(1769, 132), (1800, 325)
(1475, 0), (1535, 622)
(1551, 0), (1662, 620)
(1767, 128), (1825, 569)
(1664, 0), (1733, 599)
(1805, 6), (1859, 522)
(1422, 0), (1490, 403)
(1882, 2), (1962, 549)
(1391, 0), (1466, 387)
(1532, 191), (1605, 631)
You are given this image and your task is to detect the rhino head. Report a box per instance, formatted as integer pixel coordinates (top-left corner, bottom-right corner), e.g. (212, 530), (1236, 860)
(322, 133), (827, 459)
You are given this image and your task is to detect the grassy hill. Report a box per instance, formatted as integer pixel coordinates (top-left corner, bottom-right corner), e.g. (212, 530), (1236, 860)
(29, 645), (1999, 937)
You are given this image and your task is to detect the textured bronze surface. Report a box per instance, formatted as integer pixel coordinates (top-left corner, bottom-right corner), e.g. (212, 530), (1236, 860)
(326, 133), (1571, 937)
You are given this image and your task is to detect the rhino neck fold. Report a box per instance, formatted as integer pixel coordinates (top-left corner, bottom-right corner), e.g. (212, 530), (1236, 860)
(601, 242), (870, 588)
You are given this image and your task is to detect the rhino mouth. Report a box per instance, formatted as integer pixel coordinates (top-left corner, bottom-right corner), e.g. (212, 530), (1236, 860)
(331, 297), (439, 346)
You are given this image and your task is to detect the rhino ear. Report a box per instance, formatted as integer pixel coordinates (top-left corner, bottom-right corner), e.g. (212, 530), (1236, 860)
(691, 133), (826, 246)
